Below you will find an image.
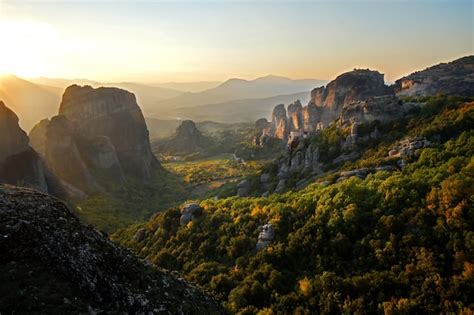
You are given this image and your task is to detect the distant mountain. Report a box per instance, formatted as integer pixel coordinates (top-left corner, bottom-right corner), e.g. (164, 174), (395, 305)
(152, 76), (327, 118)
(168, 91), (311, 123)
(155, 81), (221, 93)
(0, 75), (61, 131)
(30, 77), (184, 115)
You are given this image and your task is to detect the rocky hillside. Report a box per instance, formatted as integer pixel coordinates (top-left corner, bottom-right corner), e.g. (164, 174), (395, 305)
(249, 56), (474, 195)
(29, 85), (160, 193)
(257, 69), (393, 145)
(0, 185), (225, 314)
(395, 55), (474, 97)
(0, 102), (68, 199)
(113, 96), (474, 314)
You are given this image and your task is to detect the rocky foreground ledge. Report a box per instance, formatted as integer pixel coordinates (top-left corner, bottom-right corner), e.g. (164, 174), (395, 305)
(0, 185), (226, 314)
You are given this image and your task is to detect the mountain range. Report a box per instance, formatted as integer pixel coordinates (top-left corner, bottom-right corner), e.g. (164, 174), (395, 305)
(2, 74), (327, 131)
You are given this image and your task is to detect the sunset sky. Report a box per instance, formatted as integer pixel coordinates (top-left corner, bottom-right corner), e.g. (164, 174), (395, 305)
(0, 0), (472, 83)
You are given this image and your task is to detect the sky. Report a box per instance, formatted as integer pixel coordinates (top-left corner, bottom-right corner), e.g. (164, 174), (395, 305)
(0, 0), (472, 83)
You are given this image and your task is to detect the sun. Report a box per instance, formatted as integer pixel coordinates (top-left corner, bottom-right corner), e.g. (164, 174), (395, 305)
(0, 19), (56, 78)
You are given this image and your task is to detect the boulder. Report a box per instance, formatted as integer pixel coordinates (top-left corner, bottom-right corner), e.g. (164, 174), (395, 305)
(256, 224), (274, 250)
(133, 228), (146, 242)
(237, 179), (250, 197)
(180, 203), (203, 226)
(274, 179), (286, 193)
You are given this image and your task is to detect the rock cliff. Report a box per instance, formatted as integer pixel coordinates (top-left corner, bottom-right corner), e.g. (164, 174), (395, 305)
(59, 85), (160, 179)
(0, 102), (67, 198)
(309, 69), (392, 126)
(259, 69), (393, 144)
(394, 55), (474, 97)
(153, 120), (205, 155)
(0, 185), (225, 314)
(30, 85), (159, 192)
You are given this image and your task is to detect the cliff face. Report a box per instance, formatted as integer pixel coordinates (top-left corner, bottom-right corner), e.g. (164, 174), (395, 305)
(394, 55), (474, 97)
(0, 101), (30, 164)
(0, 185), (225, 314)
(259, 69), (392, 144)
(43, 115), (103, 192)
(30, 85), (159, 193)
(0, 102), (67, 198)
(174, 120), (203, 153)
(309, 69), (392, 126)
(270, 104), (289, 142)
(59, 85), (160, 179)
(153, 120), (205, 155)
(287, 100), (303, 131)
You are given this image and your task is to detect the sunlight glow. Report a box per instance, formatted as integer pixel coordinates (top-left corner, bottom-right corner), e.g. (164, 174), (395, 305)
(0, 19), (57, 77)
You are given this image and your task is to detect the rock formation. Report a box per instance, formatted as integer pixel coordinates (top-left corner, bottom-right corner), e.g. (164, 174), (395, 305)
(339, 95), (408, 127)
(153, 120), (205, 156)
(0, 102), (67, 198)
(287, 100), (303, 131)
(308, 69), (392, 127)
(271, 104), (289, 143)
(237, 179), (250, 197)
(42, 115), (103, 192)
(180, 203), (203, 226)
(0, 185), (225, 313)
(256, 224), (274, 250)
(59, 85), (159, 179)
(29, 85), (159, 193)
(394, 55), (474, 97)
(258, 69), (393, 145)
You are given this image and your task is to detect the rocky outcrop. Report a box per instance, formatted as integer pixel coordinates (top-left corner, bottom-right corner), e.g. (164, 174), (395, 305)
(287, 100), (303, 131)
(59, 85), (160, 179)
(29, 85), (159, 193)
(28, 118), (50, 157)
(308, 69), (392, 127)
(388, 137), (431, 157)
(0, 185), (225, 313)
(256, 224), (274, 250)
(180, 203), (203, 226)
(237, 179), (250, 197)
(256, 69), (392, 145)
(271, 104), (289, 143)
(394, 56), (474, 97)
(339, 96), (409, 127)
(302, 103), (320, 132)
(153, 120), (206, 156)
(0, 102), (67, 198)
(42, 115), (102, 192)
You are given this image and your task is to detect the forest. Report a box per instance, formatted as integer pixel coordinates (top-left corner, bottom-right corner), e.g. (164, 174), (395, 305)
(113, 96), (474, 314)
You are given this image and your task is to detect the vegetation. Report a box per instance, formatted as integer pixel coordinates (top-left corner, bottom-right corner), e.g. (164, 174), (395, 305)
(113, 98), (474, 314)
(75, 170), (188, 233)
(155, 125), (253, 161)
(164, 154), (266, 185)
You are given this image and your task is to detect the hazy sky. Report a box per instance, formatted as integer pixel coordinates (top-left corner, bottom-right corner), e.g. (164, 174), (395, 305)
(0, 0), (472, 83)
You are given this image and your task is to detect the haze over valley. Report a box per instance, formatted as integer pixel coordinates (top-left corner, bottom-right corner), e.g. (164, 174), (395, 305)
(0, 0), (473, 313)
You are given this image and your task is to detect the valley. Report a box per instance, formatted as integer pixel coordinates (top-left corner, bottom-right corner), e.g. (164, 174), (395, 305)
(1, 49), (473, 313)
